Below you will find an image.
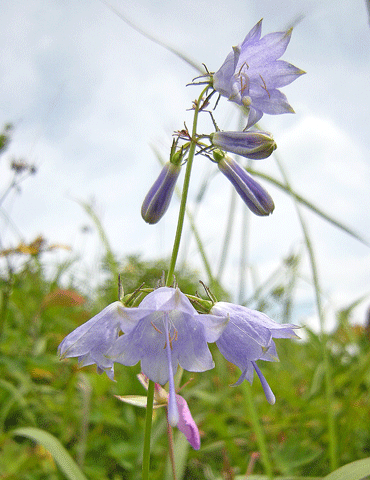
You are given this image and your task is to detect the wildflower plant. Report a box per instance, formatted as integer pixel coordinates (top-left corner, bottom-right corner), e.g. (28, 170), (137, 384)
(58, 19), (304, 479)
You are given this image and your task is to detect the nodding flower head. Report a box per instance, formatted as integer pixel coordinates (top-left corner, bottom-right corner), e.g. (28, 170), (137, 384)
(211, 302), (300, 404)
(107, 287), (228, 426)
(58, 301), (126, 380)
(214, 152), (274, 216)
(213, 19), (305, 128)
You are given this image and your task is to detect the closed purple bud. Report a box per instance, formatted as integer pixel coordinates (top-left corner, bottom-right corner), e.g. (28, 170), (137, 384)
(216, 155), (274, 216)
(211, 131), (276, 160)
(141, 162), (181, 224)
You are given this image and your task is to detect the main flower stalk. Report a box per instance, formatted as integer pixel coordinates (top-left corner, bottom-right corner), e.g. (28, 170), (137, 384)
(165, 84), (210, 286)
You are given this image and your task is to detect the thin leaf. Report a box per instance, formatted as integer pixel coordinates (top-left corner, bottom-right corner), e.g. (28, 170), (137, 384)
(11, 427), (88, 480)
(100, 0), (204, 73)
(248, 168), (370, 247)
(323, 457), (370, 480)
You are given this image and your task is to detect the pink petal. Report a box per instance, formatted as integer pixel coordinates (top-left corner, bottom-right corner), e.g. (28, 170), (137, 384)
(175, 394), (200, 450)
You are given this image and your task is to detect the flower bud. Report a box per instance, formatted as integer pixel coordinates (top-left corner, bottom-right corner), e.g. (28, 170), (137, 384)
(211, 131), (276, 160)
(141, 162), (181, 224)
(216, 155), (274, 216)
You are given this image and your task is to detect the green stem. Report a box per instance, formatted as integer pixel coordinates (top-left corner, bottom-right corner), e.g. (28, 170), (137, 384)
(142, 379), (155, 480)
(242, 382), (273, 478)
(217, 186), (236, 281)
(165, 85), (210, 287)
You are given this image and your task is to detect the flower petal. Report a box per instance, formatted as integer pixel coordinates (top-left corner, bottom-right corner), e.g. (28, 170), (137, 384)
(175, 394), (201, 450)
(252, 361), (276, 404)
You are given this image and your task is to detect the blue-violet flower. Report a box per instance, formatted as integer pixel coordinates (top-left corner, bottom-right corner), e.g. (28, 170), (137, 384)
(107, 287), (228, 425)
(141, 161), (181, 224)
(211, 302), (299, 404)
(211, 130), (276, 160)
(58, 301), (125, 380)
(213, 19), (305, 128)
(214, 152), (274, 216)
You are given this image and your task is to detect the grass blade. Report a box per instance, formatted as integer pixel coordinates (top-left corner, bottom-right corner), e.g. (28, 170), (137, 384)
(248, 169), (369, 247)
(323, 457), (370, 480)
(11, 427), (88, 480)
(100, 0), (205, 73)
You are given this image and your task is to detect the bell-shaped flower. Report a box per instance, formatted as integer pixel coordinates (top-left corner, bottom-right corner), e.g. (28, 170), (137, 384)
(117, 374), (201, 449)
(108, 287), (228, 426)
(211, 302), (299, 404)
(58, 302), (126, 380)
(214, 151), (274, 216)
(210, 130), (276, 160)
(213, 19), (305, 128)
(141, 161), (181, 224)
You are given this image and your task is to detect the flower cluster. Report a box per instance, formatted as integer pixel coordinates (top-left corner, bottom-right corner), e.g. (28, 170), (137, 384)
(59, 286), (299, 446)
(140, 20), (304, 222)
(58, 20), (303, 455)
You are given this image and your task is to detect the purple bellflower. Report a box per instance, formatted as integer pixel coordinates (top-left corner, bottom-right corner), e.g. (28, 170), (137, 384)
(141, 161), (181, 224)
(213, 19), (305, 128)
(117, 374), (201, 449)
(213, 151), (274, 216)
(58, 301), (125, 380)
(210, 130), (276, 160)
(107, 287), (228, 426)
(211, 302), (299, 404)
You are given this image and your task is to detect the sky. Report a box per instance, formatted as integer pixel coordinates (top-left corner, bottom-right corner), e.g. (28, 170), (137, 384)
(1, 0), (369, 330)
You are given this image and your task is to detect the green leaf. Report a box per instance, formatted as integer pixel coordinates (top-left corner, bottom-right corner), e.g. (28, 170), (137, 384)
(249, 168), (370, 247)
(11, 427), (88, 480)
(323, 457), (370, 480)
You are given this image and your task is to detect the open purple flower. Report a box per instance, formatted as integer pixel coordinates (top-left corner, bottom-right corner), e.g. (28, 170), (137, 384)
(211, 302), (299, 404)
(213, 19), (305, 128)
(214, 152), (274, 216)
(211, 130), (276, 160)
(58, 302), (126, 380)
(108, 287), (228, 425)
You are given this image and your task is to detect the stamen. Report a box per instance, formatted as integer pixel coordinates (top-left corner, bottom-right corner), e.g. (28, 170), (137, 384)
(237, 61), (249, 75)
(151, 322), (163, 334)
(259, 74), (270, 98)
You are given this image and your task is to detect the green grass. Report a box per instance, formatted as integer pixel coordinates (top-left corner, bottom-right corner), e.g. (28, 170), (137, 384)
(1, 251), (369, 480)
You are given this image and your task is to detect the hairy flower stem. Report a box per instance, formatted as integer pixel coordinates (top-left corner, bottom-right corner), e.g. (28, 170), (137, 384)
(166, 85), (210, 287)
(142, 380), (155, 480)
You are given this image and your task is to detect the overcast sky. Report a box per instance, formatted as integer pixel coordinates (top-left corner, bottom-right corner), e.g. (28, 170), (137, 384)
(1, 0), (369, 329)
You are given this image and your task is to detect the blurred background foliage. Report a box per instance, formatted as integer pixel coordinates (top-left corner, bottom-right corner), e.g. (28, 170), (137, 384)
(1, 123), (370, 480)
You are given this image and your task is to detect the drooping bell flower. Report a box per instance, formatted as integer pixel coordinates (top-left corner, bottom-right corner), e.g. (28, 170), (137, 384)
(107, 287), (228, 426)
(58, 302), (126, 380)
(213, 19), (305, 128)
(211, 302), (299, 404)
(213, 150), (274, 216)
